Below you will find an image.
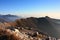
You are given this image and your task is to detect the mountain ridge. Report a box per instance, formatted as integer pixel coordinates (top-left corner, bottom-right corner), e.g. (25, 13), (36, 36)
(0, 14), (21, 22)
(0, 15), (60, 38)
(14, 16), (60, 38)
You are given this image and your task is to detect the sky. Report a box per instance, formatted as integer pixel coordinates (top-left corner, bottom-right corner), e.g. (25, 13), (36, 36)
(0, 0), (60, 18)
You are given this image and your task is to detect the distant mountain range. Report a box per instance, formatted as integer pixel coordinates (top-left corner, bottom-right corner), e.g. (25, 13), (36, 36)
(15, 16), (60, 38)
(0, 14), (60, 38)
(0, 14), (21, 22)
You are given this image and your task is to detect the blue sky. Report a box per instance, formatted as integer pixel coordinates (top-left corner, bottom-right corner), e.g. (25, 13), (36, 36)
(0, 0), (60, 18)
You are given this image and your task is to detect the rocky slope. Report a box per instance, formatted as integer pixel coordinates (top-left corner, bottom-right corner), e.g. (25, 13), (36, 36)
(0, 16), (60, 40)
(15, 16), (60, 38)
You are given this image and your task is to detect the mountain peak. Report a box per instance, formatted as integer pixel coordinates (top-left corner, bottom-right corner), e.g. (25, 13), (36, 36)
(45, 16), (50, 18)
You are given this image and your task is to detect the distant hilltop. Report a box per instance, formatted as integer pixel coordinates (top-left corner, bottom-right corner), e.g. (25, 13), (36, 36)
(0, 14), (21, 22)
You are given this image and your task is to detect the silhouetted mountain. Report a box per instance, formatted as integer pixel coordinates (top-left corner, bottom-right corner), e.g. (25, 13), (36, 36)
(0, 14), (21, 22)
(15, 16), (60, 38)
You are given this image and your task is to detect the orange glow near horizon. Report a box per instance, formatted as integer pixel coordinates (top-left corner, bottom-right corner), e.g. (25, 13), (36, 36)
(17, 12), (60, 19)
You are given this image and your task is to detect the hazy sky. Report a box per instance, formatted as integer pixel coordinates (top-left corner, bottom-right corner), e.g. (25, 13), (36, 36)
(0, 0), (60, 18)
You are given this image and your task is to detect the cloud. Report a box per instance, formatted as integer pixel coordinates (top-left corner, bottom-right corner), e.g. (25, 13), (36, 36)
(17, 12), (60, 19)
